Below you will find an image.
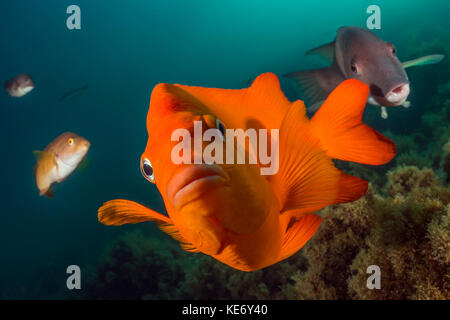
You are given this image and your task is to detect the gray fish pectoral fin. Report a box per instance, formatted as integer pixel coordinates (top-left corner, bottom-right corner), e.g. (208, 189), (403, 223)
(402, 101), (411, 108)
(402, 54), (445, 68)
(381, 107), (388, 119)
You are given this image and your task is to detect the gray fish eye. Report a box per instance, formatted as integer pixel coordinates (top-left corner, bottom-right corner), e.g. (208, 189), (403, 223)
(141, 158), (155, 183)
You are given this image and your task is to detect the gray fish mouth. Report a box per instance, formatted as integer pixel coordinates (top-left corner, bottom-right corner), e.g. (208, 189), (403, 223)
(370, 82), (410, 106)
(385, 83), (410, 104)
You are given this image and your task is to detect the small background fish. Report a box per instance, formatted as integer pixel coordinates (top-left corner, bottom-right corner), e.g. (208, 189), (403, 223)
(34, 132), (90, 197)
(4, 74), (34, 97)
(58, 84), (88, 102)
(0, 0), (449, 299)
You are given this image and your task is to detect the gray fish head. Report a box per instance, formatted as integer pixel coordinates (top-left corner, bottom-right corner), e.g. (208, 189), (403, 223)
(16, 74), (35, 89)
(6, 74), (35, 97)
(335, 27), (410, 106)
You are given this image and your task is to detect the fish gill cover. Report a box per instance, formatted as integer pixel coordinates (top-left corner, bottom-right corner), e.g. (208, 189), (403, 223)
(0, 0), (449, 300)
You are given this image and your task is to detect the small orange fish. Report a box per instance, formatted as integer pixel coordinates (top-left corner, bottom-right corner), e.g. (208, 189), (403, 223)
(34, 132), (90, 198)
(98, 73), (395, 271)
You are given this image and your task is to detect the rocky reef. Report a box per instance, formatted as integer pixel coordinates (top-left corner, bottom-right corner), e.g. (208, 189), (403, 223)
(86, 230), (193, 299)
(295, 166), (449, 300)
(85, 228), (305, 299)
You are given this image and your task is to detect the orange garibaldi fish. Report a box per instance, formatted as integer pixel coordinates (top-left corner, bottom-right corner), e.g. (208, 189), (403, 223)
(98, 73), (395, 271)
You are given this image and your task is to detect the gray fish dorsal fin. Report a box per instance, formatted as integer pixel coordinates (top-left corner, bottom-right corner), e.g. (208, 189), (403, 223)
(305, 41), (335, 62)
(402, 54), (445, 68)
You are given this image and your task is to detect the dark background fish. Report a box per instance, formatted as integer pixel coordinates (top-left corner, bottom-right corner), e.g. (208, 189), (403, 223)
(4, 73), (34, 97)
(285, 26), (444, 118)
(58, 84), (88, 102)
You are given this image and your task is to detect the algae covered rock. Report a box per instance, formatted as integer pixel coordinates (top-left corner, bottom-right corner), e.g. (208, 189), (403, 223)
(86, 230), (192, 299)
(295, 166), (450, 300)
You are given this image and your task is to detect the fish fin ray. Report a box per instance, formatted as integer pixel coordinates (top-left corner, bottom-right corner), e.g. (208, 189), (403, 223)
(307, 99), (325, 114)
(246, 73), (291, 112)
(32, 150), (49, 160)
(285, 67), (344, 109)
(272, 101), (367, 213)
(176, 73), (289, 125)
(279, 214), (322, 261)
(402, 54), (445, 68)
(335, 172), (368, 204)
(43, 187), (55, 198)
(310, 79), (396, 165)
(34, 151), (57, 179)
(285, 69), (329, 105)
(179, 242), (200, 253)
(305, 41), (335, 62)
(98, 199), (171, 226)
(98, 199), (200, 252)
(157, 222), (200, 253)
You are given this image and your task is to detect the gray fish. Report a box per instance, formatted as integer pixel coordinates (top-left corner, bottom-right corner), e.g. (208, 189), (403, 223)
(59, 84), (88, 102)
(4, 74), (34, 98)
(285, 26), (445, 119)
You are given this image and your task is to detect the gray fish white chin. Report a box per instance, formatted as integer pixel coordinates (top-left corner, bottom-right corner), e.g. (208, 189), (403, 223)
(4, 73), (35, 98)
(368, 82), (411, 118)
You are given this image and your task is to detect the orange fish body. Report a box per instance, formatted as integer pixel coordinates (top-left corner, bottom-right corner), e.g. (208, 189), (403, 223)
(98, 73), (395, 271)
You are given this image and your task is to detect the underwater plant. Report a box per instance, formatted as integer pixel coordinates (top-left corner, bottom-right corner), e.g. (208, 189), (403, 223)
(441, 140), (450, 183)
(85, 228), (306, 300)
(182, 253), (304, 300)
(85, 230), (193, 300)
(295, 166), (449, 300)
